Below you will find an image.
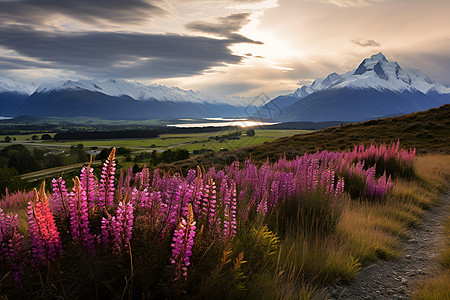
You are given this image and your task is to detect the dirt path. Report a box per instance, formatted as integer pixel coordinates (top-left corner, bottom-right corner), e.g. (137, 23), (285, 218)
(327, 189), (449, 300)
(20, 161), (102, 181)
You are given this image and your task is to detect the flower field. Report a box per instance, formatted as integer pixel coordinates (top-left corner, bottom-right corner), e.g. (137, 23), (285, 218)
(0, 140), (435, 299)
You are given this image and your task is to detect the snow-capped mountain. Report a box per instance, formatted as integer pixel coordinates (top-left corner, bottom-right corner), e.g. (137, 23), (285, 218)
(265, 53), (450, 122)
(35, 79), (228, 105)
(290, 53), (450, 99)
(0, 76), (37, 116)
(0, 75), (36, 95)
(1, 77), (254, 119)
(9, 78), (250, 119)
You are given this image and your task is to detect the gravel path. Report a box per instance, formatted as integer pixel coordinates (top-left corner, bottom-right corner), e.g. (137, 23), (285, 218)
(327, 188), (449, 300)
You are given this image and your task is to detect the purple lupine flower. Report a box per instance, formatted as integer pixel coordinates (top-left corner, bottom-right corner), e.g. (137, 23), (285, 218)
(170, 204), (196, 281)
(201, 178), (217, 227)
(98, 148), (116, 209)
(27, 184), (62, 268)
(69, 177), (95, 254)
(224, 181), (238, 240)
(51, 176), (69, 219)
(192, 167), (204, 216)
(101, 201), (134, 255)
(81, 168), (97, 198)
(80, 160), (98, 209)
(0, 209), (27, 287)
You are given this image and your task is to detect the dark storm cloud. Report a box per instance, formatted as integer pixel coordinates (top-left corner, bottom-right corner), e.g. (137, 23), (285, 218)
(351, 39), (381, 47)
(0, 25), (243, 78)
(0, 55), (51, 69)
(0, 0), (166, 25)
(186, 13), (263, 44)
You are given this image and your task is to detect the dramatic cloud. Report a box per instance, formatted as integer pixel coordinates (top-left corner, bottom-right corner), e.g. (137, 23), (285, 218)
(0, 26), (243, 78)
(351, 39), (381, 47)
(0, 0), (165, 26)
(0, 55), (50, 70)
(0, 0), (448, 97)
(186, 13), (263, 44)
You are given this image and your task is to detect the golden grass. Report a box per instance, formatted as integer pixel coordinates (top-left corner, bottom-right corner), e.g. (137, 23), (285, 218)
(337, 203), (401, 262)
(279, 230), (361, 285)
(415, 154), (450, 192)
(413, 271), (450, 300)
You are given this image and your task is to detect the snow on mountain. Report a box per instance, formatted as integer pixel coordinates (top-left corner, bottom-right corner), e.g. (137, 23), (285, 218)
(0, 75), (36, 94)
(35, 78), (231, 105)
(290, 53), (450, 98)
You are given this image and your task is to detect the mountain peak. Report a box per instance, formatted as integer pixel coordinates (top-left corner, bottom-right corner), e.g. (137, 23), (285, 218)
(289, 53), (450, 98)
(369, 52), (388, 62)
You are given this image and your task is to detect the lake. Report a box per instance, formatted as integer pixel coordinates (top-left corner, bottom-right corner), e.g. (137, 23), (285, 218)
(167, 118), (278, 128)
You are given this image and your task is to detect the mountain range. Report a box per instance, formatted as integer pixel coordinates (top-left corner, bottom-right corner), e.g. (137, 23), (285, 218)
(0, 78), (250, 119)
(1, 52), (449, 121)
(264, 53), (450, 121)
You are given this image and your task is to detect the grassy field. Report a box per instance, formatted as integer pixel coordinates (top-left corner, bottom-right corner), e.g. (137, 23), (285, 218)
(1, 129), (311, 152)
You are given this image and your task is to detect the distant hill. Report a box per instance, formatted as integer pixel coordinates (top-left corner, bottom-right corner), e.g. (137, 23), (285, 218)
(0, 92), (28, 116)
(162, 104), (450, 172)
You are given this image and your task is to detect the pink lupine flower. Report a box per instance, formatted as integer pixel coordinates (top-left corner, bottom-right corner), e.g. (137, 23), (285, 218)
(170, 204), (196, 281)
(69, 177), (95, 254)
(27, 184), (62, 268)
(98, 148), (116, 209)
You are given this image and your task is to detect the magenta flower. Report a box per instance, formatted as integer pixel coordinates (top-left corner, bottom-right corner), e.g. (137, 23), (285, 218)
(80, 160), (98, 209)
(98, 148), (116, 209)
(170, 204), (196, 281)
(101, 201), (134, 255)
(0, 209), (27, 287)
(51, 176), (69, 220)
(69, 177), (95, 254)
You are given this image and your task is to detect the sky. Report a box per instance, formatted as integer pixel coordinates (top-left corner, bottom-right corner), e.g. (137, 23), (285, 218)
(0, 0), (449, 98)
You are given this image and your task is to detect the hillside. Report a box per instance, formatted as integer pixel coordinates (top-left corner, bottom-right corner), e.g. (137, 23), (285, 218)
(165, 104), (450, 172)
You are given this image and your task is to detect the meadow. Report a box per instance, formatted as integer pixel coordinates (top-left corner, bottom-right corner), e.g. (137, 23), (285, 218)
(1, 129), (311, 150)
(1, 139), (448, 299)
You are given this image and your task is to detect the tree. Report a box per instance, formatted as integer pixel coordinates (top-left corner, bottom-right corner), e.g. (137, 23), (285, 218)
(4, 136), (11, 142)
(31, 135), (38, 140)
(41, 134), (52, 140)
(246, 129), (256, 137)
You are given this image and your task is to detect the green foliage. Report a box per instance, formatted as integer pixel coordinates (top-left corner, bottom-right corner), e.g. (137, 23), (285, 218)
(134, 149), (189, 165)
(269, 189), (340, 238)
(0, 144), (40, 173)
(194, 248), (247, 299)
(0, 167), (20, 195)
